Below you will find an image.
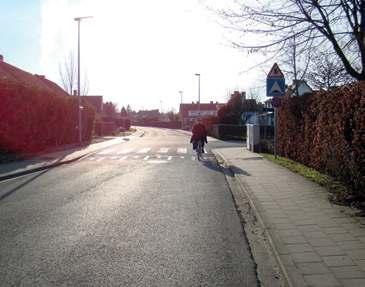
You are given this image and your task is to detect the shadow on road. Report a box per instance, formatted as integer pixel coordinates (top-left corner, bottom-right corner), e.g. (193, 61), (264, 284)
(0, 161), (57, 201)
(0, 168), (52, 201)
(229, 165), (251, 176)
(201, 159), (222, 173)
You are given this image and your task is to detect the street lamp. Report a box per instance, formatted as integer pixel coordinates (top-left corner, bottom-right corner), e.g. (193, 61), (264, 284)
(194, 73), (200, 115)
(74, 16), (93, 144)
(178, 90), (183, 104)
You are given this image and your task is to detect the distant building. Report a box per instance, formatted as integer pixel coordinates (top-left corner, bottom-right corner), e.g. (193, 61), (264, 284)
(83, 95), (103, 113)
(287, 80), (313, 97)
(0, 54), (68, 97)
(179, 101), (223, 130)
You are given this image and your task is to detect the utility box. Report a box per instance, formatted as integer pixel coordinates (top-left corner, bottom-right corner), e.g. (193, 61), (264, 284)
(247, 124), (260, 152)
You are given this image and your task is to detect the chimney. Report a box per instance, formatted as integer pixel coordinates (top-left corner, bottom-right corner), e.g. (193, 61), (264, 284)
(210, 101), (213, 104)
(0, 55), (3, 62)
(35, 74), (46, 79)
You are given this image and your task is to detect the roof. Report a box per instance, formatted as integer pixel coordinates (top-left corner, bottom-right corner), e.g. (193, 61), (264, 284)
(0, 58), (69, 97)
(83, 96), (103, 113)
(179, 102), (223, 117)
(286, 80), (313, 96)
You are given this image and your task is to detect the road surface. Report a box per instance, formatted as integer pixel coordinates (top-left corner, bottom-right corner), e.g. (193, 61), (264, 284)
(0, 127), (257, 286)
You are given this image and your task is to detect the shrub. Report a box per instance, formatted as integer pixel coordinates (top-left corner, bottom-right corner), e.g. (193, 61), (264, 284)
(278, 82), (365, 193)
(0, 79), (95, 154)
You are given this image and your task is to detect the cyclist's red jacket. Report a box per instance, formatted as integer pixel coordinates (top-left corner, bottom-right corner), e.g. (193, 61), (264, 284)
(190, 123), (207, 143)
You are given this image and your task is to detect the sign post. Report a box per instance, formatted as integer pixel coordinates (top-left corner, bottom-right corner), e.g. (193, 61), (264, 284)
(266, 63), (285, 158)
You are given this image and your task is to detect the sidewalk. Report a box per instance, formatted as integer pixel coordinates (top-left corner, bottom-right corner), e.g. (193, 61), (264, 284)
(214, 147), (365, 287)
(0, 131), (144, 182)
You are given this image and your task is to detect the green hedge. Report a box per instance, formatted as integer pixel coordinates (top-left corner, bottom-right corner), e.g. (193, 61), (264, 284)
(277, 82), (365, 193)
(0, 79), (95, 154)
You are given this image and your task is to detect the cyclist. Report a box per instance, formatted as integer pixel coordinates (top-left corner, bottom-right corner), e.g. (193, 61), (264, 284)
(190, 118), (208, 152)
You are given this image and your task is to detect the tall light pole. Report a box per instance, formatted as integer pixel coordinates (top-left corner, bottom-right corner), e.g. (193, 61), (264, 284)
(178, 90), (183, 104)
(74, 16), (92, 144)
(194, 73), (201, 116)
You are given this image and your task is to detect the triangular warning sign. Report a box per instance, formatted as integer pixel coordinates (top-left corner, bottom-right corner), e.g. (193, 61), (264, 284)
(269, 81), (283, 95)
(267, 63), (284, 78)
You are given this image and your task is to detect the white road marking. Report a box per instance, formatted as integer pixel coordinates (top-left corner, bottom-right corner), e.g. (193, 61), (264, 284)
(180, 156), (184, 159)
(133, 155), (140, 159)
(191, 156), (195, 161)
(158, 147), (169, 153)
(156, 155), (161, 159)
(177, 148), (187, 154)
(119, 156), (128, 161)
(147, 160), (168, 164)
(98, 148), (115, 155)
(137, 148), (151, 154)
(144, 156), (150, 160)
(111, 156), (119, 160)
(96, 157), (105, 162)
(117, 148), (134, 154)
(167, 156), (172, 161)
(88, 157), (95, 161)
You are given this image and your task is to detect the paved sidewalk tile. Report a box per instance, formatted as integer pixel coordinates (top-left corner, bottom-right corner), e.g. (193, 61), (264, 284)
(341, 278), (365, 287)
(214, 147), (365, 287)
(330, 266), (365, 279)
(304, 274), (341, 287)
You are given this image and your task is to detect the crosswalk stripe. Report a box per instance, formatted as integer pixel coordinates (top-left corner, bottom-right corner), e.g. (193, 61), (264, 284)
(137, 148), (151, 154)
(88, 157), (95, 161)
(158, 147), (169, 153)
(99, 148), (115, 155)
(119, 156), (128, 161)
(117, 148), (134, 154)
(178, 148), (187, 154)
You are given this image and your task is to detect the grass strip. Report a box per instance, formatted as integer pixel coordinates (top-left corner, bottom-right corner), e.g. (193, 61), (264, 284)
(261, 153), (349, 198)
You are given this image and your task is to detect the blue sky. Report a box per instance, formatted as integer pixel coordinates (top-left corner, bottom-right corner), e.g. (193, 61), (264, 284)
(0, 0), (41, 73)
(1, 0), (266, 111)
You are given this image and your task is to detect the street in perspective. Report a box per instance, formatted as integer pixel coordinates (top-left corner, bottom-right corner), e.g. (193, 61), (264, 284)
(1, 1), (364, 287)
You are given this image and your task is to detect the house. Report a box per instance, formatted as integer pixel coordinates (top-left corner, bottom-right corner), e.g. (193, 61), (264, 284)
(83, 95), (103, 113)
(179, 101), (223, 130)
(0, 54), (69, 97)
(286, 80), (313, 97)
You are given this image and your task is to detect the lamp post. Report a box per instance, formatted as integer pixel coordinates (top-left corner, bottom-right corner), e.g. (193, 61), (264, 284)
(74, 16), (92, 144)
(178, 90), (183, 104)
(194, 73), (200, 116)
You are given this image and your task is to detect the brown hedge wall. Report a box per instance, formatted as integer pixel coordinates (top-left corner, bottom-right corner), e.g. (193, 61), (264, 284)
(277, 82), (365, 193)
(0, 79), (95, 154)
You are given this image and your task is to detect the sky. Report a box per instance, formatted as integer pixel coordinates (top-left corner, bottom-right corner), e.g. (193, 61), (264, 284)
(0, 0), (268, 112)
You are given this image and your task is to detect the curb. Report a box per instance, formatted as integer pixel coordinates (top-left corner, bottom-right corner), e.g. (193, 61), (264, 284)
(0, 153), (89, 183)
(0, 130), (147, 182)
(213, 150), (293, 287)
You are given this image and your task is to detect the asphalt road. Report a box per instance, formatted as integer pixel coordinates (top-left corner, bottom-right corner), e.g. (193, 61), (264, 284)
(0, 127), (257, 286)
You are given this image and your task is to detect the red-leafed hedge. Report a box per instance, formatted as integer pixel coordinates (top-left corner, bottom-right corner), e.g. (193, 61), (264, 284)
(278, 82), (365, 193)
(0, 79), (95, 154)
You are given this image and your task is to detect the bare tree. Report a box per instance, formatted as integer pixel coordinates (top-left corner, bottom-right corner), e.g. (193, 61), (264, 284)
(59, 52), (76, 95)
(215, 0), (365, 80)
(307, 52), (355, 90)
(59, 51), (89, 96)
